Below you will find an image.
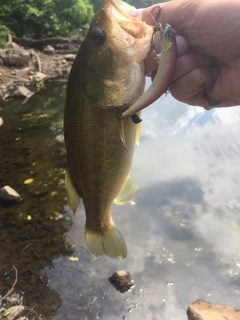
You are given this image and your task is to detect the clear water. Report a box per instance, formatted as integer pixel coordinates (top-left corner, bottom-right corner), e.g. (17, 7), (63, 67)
(0, 79), (240, 319)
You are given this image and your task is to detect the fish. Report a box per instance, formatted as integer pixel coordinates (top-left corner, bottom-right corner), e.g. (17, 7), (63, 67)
(64, 0), (153, 259)
(121, 23), (177, 118)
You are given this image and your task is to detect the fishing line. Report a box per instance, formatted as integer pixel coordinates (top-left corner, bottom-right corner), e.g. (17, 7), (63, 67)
(144, 6), (162, 27)
(140, 93), (168, 121)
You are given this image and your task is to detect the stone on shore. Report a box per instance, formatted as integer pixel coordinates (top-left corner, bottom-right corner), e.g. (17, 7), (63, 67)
(187, 300), (240, 320)
(0, 42), (30, 67)
(64, 54), (76, 61)
(0, 185), (22, 203)
(43, 45), (55, 54)
(32, 72), (47, 82)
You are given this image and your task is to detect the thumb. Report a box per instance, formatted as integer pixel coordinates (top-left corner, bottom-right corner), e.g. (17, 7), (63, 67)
(141, 2), (180, 28)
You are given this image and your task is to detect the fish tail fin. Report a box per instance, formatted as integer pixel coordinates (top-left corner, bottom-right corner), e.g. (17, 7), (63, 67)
(85, 223), (127, 259)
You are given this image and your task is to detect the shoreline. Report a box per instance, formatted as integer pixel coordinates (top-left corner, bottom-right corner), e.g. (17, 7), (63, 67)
(0, 37), (80, 101)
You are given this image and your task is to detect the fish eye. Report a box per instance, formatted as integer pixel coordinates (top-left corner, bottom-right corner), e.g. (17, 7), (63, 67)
(91, 28), (106, 46)
(165, 30), (173, 41)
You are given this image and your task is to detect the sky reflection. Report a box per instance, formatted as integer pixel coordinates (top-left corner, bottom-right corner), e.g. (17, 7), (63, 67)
(50, 80), (240, 319)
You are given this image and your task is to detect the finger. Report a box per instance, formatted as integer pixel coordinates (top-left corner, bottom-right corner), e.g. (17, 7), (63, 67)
(176, 36), (189, 57)
(142, 3), (177, 27)
(170, 68), (217, 109)
(172, 52), (215, 82)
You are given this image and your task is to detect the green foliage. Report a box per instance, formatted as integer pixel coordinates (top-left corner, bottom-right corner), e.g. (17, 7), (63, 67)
(0, 24), (10, 48)
(0, 0), (94, 38)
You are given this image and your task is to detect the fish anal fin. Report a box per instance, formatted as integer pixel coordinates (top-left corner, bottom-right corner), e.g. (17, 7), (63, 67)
(114, 175), (136, 205)
(136, 122), (141, 146)
(65, 168), (81, 214)
(85, 223), (127, 259)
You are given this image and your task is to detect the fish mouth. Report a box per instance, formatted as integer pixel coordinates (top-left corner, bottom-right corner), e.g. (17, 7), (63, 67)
(102, 0), (152, 38)
(102, 0), (136, 20)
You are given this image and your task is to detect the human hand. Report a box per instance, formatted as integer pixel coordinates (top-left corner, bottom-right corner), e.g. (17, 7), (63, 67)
(134, 0), (240, 109)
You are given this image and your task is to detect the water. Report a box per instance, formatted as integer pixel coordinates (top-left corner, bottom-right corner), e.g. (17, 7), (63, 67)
(0, 79), (240, 319)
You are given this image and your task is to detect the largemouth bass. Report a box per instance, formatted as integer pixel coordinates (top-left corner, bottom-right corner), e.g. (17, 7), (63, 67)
(64, 0), (153, 259)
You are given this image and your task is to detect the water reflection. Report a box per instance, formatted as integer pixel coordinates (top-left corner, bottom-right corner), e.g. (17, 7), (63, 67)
(0, 80), (240, 320)
(0, 83), (74, 318)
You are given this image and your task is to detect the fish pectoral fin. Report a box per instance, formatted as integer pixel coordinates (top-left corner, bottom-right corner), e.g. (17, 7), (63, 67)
(114, 175), (136, 205)
(136, 122), (141, 146)
(65, 168), (81, 214)
(85, 223), (127, 259)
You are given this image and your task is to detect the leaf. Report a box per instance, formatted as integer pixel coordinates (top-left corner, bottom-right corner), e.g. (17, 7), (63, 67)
(24, 178), (34, 184)
(69, 256), (79, 261)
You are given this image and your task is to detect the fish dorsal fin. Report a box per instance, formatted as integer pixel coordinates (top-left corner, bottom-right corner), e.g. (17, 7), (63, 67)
(65, 168), (81, 214)
(114, 175), (136, 205)
(136, 122), (141, 145)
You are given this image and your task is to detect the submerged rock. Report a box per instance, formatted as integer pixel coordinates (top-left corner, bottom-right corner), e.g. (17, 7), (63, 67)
(0, 305), (26, 320)
(187, 299), (240, 320)
(0, 185), (22, 203)
(108, 270), (134, 293)
(11, 86), (34, 99)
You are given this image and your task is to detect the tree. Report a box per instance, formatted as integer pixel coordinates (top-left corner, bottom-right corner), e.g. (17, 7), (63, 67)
(0, 0), (94, 38)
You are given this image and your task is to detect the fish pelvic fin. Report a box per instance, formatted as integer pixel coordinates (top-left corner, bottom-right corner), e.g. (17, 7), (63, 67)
(85, 223), (127, 259)
(114, 175), (136, 205)
(65, 168), (81, 214)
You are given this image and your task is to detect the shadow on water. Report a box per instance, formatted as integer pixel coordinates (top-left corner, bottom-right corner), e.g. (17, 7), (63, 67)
(0, 82), (240, 320)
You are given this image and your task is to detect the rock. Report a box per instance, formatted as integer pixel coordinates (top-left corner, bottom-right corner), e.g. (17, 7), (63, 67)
(187, 300), (240, 320)
(11, 86), (34, 99)
(108, 270), (134, 293)
(62, 67), (71, 75)
(6, 42), (22, 50)
(33, 71), (47, 82)
(1, 305), (26, 320)
(0, 44), (30, 67)
(0, 185), (22, 203)
(43, 45), (55, 54)
(3, 293), (21, 307)
(64, 54), (76, 61)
